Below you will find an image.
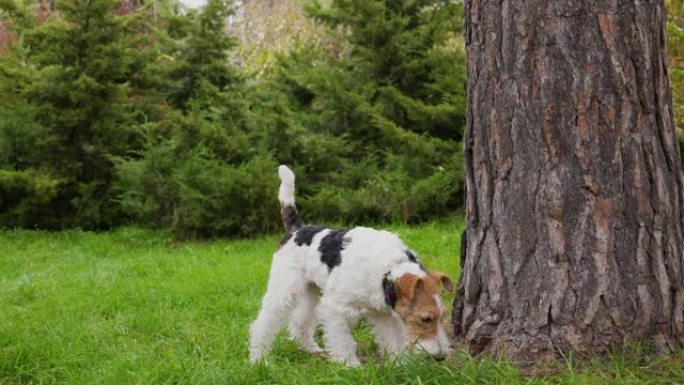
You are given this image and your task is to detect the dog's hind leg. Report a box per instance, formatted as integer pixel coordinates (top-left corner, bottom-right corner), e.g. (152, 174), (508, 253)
(249, 255), (303, 363)
(288, 283), (323, 354)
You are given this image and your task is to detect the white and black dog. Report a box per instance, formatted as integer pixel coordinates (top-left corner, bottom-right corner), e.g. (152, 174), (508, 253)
(249, 166), (454, 366)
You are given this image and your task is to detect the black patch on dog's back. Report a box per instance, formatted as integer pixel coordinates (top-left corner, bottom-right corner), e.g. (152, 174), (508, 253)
(279, 232), (293, 248)
(294, 225), (326, 246)
(405, 250), (426, 271)
(318, 229), (349, 271)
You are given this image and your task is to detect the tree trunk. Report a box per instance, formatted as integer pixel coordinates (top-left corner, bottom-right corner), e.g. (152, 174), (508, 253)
(452, 0), (684, 362)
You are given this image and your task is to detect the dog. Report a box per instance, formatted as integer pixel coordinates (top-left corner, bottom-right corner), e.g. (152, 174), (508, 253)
(249, 166), (454, 366)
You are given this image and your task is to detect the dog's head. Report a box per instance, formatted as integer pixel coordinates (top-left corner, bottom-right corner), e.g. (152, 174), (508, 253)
(393, 271), (454, 359)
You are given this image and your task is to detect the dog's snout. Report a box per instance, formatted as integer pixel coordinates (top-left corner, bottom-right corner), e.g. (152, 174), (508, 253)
(433, 353), (446, 361)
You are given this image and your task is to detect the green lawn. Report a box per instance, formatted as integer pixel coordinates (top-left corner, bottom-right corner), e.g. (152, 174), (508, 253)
(1, 218), (683, 384)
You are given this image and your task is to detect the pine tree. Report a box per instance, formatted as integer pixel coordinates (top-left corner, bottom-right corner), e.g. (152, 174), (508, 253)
(1, 0), (470, 236)
(0, 0), (149, 228)
(267, 0), (467, 223)
(114, 0), (279, 238)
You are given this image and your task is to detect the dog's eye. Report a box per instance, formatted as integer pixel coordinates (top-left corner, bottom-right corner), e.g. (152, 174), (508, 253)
(420, 315), (433, 324)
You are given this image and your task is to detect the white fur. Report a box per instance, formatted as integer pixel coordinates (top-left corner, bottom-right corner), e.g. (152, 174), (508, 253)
(278, 165), (295, 207)
(249, 227), (452, 366)
(249, 167), (451, 366)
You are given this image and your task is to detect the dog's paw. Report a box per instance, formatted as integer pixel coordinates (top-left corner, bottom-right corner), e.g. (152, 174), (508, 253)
(346, 357), (362, 367)
(287, 332), (324, 354)
(303, 344), (325, 354)
(330, 355), (362, 367)
(249, 347), (269, 365)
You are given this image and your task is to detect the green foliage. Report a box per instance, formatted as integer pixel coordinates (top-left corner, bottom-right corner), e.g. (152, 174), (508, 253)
(680, 131), (684, 162)
(667, 0), (684, 161)
(667, 0), (684, 125)
(262, 0), (466, 224)
(116, 0), (468, 236)
(0, 0), (148, 229)
(165, 0), (239, 110)
(114, 119), (280, 237)
(113, 0), (281, 238)
(0, 0), (469, 236)
(229, 0), (331, 77)
(1, 0), (681, 237)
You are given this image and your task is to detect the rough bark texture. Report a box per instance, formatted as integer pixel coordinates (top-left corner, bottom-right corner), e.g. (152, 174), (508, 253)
(452, 0), (684, 363)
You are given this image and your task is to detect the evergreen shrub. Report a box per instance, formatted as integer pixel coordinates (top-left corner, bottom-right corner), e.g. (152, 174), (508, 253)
(0, 0), (468, 237)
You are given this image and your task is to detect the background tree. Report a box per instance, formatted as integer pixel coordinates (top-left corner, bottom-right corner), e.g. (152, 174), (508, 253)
(113, 0), (280, 238)
(0, 0), (148, 229)
(264, 0), (467, 224)
(227, 0), (331, 76)
(453, 0), (684, 361)
(2, 0), (682, 239)
(117, 0), (469, 236)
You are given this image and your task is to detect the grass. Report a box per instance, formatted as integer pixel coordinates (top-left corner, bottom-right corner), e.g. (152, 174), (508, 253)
(1, 217), (683, 384)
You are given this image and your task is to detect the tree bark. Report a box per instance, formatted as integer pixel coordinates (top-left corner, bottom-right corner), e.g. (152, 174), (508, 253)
(453, 0), (684, 362)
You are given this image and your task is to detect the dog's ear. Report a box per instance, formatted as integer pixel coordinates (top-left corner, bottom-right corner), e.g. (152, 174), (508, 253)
(428, 271), (454, 293)
(395, 273), (424, 301)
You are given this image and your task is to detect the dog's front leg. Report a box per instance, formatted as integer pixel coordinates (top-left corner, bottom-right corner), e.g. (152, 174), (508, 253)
(318, 299), (361, 367)
(369, 311), (407, 361)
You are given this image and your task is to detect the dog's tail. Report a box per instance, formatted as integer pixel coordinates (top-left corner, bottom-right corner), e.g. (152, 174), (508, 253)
(278, 165), (303, 232)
